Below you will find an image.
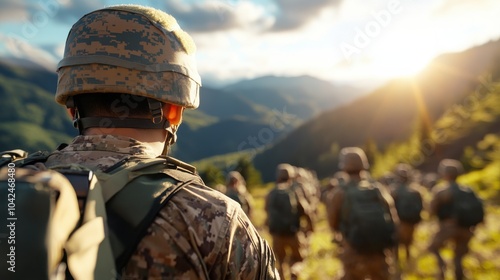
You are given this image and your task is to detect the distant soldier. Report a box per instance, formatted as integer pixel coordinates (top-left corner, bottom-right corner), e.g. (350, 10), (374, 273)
(326, 147), (398, 280)
(321, 171), (348, 204)
(390, 163), (424, 264)
(422, 172), (439, 191)
(225, 171), (254, 218)
(428, 159), (484, 280)
(266, 163), (314, 280)
(293, 167), (319, 222)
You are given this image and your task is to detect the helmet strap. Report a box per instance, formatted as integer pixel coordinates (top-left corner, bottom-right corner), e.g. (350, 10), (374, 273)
(66, 96), (179, 155)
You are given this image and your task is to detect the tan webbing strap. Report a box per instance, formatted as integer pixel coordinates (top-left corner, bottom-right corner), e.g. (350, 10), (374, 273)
(65, 174), (116, 280)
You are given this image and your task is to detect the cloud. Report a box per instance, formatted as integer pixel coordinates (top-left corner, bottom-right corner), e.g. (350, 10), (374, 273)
(0, 1), (34, 22)
(0, 0), (107, 24)
(159, 0), (272, 33)
(435, 0), (496, 15)
(158, 0), (343, 33)
(52, 0), (107, 23)
(0, 33), (58, 70)
(269, 0), (343, 32)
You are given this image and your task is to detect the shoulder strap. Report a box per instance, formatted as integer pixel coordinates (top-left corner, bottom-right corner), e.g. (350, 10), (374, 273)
(0, 150), (51, 168)
(100, 156), (203, 272)
(0, 149), (28, 167)
(109, 177), (197, 271)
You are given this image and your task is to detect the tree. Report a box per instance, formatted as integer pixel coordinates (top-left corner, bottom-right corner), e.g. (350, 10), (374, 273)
(234, 156), (262, 188)
(200, 164), (224, 187)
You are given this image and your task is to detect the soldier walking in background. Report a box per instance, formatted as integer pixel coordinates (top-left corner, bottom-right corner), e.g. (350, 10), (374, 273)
(321, 171), (349, 204)
(428, 159), (484, 280)
(326, 147), (399, 280)
(266, 163), (314, 280)
(390, 163), (424, 267)
(225, 170), (254, 219)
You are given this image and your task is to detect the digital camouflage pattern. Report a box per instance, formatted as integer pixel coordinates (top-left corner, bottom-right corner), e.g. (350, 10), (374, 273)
(45, 135), (280, 279)
(56, 5), (201, 108)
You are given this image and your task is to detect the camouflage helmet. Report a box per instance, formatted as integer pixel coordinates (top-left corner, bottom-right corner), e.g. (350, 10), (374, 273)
(338, 147), (369, 173)
(226, 171), (245, 186)
(394, 163), (412, 180)
(276, 163), (295, 182)
(56, 4), (201, 109)
(438, 159), (463, 180)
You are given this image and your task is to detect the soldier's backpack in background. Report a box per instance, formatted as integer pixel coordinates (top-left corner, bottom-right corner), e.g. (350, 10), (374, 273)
(266, 183), (301, 235)
(0, 149), (201, 280)
(394, 184), (423, 224)
(341, 180), (396, 253)
(451, 183), (484, 227)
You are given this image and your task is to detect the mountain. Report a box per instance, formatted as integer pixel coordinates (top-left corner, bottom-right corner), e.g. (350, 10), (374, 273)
(0, 60), (75, 152)
(224, 75), (364, 120)
(253, 39), (500, 182)
(0, 58), (358, 161)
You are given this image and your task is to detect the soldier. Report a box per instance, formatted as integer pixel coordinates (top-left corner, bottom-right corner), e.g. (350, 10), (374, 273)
(390, 163), (424, 265)
(39, 5), (279, 279)
(266, 163), (314, 280)
(225, 171), (254, 218)
(427, 159), (484, 280)
(321, 171), (348, 205)
(326, 147), (398, 280)
(293, 167), (318, 223)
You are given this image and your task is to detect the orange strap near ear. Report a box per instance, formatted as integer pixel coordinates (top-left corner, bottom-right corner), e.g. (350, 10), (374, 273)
(167, 104), (183, 125)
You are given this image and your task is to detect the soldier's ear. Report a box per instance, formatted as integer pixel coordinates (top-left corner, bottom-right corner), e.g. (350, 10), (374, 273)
(165, 104), (183, 125)
(67, 108), (76, 119)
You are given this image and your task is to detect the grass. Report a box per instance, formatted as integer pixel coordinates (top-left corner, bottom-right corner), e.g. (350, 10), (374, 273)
(249, 187), (500, 280)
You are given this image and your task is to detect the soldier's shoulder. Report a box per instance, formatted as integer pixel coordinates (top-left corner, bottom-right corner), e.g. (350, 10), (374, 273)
(431, 183), (451, 195)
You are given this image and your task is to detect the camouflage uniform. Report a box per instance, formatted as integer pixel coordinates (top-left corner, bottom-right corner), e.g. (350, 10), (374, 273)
(389, 163), (424, 263)
(265, 164), (313, 280)
(46, 135), (279, 279)
(326, 147), (398, 280)
(225, 171), (254, 218)
(326, 179), (397, 280)
(427, 159), (476, 280)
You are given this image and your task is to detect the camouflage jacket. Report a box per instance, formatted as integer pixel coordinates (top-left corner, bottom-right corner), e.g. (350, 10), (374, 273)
(46, 135), (280, 280)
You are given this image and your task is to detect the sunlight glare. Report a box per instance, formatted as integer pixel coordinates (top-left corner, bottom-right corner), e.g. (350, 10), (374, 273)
(369, 33), (437, 78)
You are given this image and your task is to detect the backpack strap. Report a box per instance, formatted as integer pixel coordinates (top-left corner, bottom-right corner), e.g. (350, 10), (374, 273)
(97, 156), (204, 272)
(0, 149), (28, 167)
(0, 150), (51, 168)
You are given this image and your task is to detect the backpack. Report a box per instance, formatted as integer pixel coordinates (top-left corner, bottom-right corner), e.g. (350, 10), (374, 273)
(0, 149), (202, 280)
(394, 184), (423, 224)
(340, 180), (396, 253)
(451, 183), (484, 227)
(266, 183), (301, 235)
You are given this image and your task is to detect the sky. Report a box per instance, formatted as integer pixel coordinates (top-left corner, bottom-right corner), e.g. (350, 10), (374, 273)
(0, 0), (499, 88)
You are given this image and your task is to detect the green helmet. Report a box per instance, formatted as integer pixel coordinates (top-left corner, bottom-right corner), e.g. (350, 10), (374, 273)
(338, 147), (369, 173)
(56, 4), (201, 109)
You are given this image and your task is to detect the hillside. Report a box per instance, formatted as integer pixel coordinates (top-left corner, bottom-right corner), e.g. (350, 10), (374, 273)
(0, 62), (75, 152)
(224, 75), (363, 120)
(0, 59), (357, 160)
(254, 39), (500, 182)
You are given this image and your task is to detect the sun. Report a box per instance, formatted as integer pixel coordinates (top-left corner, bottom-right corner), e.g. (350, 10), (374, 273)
(368, 33), (437, 79)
